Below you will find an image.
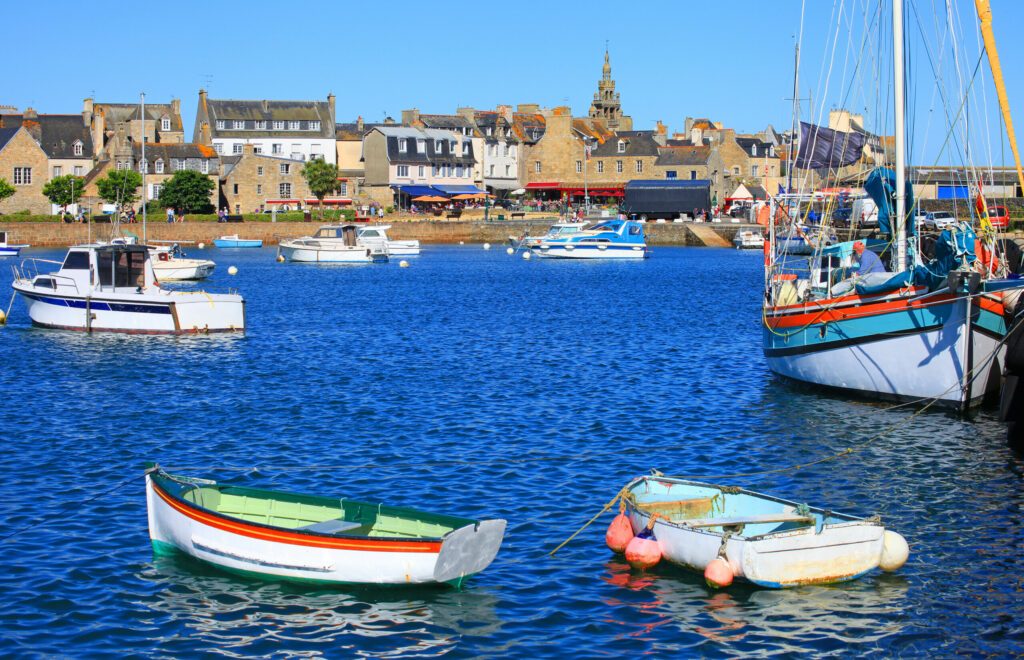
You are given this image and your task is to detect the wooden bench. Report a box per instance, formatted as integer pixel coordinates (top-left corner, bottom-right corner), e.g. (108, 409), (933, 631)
(680, 513), (815, 528)
(225, 215), (244, 223)
(635, 497), (716, 518)
(510, 211), (526, 219)
(446, 209), (463, 220)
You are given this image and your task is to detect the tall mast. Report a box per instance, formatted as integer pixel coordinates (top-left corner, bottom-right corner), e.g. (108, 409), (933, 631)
(893, 0), (907, 270)
(141, 92), (147, 244)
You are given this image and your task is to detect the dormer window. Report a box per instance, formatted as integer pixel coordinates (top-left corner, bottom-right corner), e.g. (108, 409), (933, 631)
(769, 145), (775, 157)
(310, 121), (320, 130)
(289, 121), (300, 130)
(435, 140), (443, 152)
(232, 120), (244, 130)
(72, 140), (83, 156)
(139, 159), (148, 173)
(155, 158), (164, 173)
(416, 139), (425, 152)
(216, 120), (225, 130)
(161, 115), (171, 131)
(462, 143), (469, 155)
(617, 140), (626, 153)
(273, 121), (284, 130)
(398, 138), (407, 153)
(752, 144), (757, 156)
(255, 120), (266, 130)
(486, 127), (493, 136)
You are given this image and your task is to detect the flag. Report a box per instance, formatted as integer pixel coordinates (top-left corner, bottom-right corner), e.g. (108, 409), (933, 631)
(794, 122), (866, 170)
(777, 183), (786, 195)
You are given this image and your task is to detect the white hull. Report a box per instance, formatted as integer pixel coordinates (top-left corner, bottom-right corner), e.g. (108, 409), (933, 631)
(534, 244), (647, 259)
(146, 476), (506, 585)
(153, 259), (215, 281)
(14, 282), (244, 334)
(279, 242), (386, 263)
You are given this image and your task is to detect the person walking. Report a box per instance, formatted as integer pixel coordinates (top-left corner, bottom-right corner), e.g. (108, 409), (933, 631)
(166, 207), (175, 224)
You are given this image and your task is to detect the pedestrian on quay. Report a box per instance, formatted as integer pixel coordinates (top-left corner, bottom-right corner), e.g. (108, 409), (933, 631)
(378, 206), (385, 220)
(166, 207), (175, 224)
(127, 208), (136, 224)
(177, 208), (185, 223)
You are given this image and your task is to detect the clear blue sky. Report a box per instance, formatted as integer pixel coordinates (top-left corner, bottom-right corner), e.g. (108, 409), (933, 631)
(4, 0), (1023, 164)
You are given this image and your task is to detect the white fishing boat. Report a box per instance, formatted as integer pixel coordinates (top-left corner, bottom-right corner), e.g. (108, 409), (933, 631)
(733, 230), (765, 250)
(357, 224), (420, 256)
(146, 466), (506, 587)
(509, 222), (588, 250)
(11, 243), (244, 334)
(150, 243), (215, 281)
(0, 231), (30, 257)
(623, 475), (908, 588)
(535, 219), (648, 259)
(279, 224), (389, 263)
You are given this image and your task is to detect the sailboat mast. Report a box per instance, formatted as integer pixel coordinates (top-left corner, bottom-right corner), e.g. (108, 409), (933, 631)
(141, 92), (147, 244)
(893, 0), (907, 271)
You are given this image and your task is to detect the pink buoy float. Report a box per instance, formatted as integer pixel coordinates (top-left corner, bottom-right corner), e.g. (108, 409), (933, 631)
(704, 557), (734, 588)
(605, 513), (633, 553)
(624, 529), (661, 570)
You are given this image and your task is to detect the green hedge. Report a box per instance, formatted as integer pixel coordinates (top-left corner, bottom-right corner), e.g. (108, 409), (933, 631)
(0, 209), (356, 223)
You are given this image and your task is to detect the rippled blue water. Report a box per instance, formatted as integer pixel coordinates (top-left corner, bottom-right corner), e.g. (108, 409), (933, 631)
(1, 244), (1022, 657)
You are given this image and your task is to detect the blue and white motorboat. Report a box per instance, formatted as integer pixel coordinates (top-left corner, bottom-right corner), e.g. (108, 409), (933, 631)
(0, 231), (29, 257)
(535, 220), (648, 259)
(509, 222), (588, 250)
(214, 235), (263, 248)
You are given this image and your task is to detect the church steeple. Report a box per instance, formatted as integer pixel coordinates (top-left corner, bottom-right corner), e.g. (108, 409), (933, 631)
(590, 48), (624, 129)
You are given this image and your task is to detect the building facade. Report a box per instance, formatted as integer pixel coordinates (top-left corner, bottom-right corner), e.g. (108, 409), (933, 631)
(220, 144), (313, 214)
(362, 126), (478, 206)
(0, 126), (50, 214)
(84, 97), (184, 159)
(194, 90), (337, 165)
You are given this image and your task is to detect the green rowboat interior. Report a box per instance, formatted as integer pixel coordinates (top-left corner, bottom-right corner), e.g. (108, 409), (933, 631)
(153, 470), (476, 540)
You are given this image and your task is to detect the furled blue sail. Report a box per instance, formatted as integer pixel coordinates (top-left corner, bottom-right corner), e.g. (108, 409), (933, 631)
(794, 122), (866, 170)
(864, 167), (916, 236)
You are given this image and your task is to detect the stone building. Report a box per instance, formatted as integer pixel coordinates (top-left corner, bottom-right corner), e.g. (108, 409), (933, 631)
(84, 97), (184, 159)
(0, 126), (50, 214)
(362, 125), (479, 207)
(588, 50), (632, 131)
(510, 107), (546, 185)
(462, 105), (520, 195)
(220, 144), (313, 214)
(654, 145), (713, 182)
(404, 109), (484, 186)
(335, 116), (387, 201)
(194, 90), (337, 164)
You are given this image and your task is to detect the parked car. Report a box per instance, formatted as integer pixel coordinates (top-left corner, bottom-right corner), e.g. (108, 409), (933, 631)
(987, 205), (1010, 229)
(925, 211), (956, 231)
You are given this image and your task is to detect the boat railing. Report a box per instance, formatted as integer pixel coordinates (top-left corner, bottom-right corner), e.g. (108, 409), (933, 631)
(12, 258), (81, 294)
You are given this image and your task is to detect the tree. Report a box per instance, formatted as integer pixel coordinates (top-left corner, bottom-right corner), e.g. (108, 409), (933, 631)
(96, 169), (142, 213)
(158, 169), (215, 214)
(0, 178), (14, 204)
(301, 159), (340, 217)
(42, 175), (86, 214)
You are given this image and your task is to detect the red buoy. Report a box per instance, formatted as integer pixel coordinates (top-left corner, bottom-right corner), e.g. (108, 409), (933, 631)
(704, 557), (734, 588)
(605, 513), (634, 553)
(624, 531), (661, 570)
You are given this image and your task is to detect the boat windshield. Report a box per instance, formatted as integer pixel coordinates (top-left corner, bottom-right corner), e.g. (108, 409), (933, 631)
(98, 249), (146, 288)
(62, 251), (90, 270)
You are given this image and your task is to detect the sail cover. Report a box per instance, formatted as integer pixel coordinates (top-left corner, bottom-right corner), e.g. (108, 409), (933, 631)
(794, 122), (866, 169)
(864, 167), (915, 236)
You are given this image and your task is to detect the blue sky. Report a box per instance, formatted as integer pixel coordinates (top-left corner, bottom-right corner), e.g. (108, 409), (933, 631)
(4, 0), (1023, 164)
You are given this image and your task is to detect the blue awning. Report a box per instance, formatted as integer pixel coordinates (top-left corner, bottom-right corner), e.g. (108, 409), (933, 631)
(432, 185), (486, 194)
(394, 185), (446, 197)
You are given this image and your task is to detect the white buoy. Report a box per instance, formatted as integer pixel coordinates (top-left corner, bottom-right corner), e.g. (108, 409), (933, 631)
(483, 243), (491, 250)
(522, 250), (532, 260)
(399, 260), (409, 268)
(228, 266), (239, 276)
(276, 254), (285, 263)
(0, 309), (6, 325)
(459, 241), (465, 245)
(197, 242), (205, 249)
(879, 531), (909, 571)
(506, 247), (514, 255)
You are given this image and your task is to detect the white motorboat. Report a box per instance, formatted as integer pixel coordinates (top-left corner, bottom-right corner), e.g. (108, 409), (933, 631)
(509, 222), (588, 250)
(11, 243), (245, 334)
(733, 230), (765, 250)
(150, 243), (216, 281)
(357, 224), (420, 256)
(279, 224), (389, 263)
(535, 219), (648, 259)
(0, 231), (29, 257)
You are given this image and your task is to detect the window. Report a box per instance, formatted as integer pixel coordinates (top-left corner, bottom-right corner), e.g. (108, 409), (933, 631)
(52, 166), (62, 177)
(732, 166), (740, 175)
(769, 145), (775, 157)
(73, 166), (83, 176)
(214, 143), (223, 154)
(62, 251), (90, 270)
(73, 141), (83, 156)
(279, 183), (291, 196)
(751, 165), (759, 177)
(690, 170), (697, 180)
(257, 166), (264, 176)
(503, 144), (509, 156)
(233, 183), (239, 194)
(139, 159), (148, 173)
(418, 165), (424, 177)
(505, 164), (510, 176)
(667, 170), (679, 179)
(255, 121), (266, 130)
(280, 164), (290, 175)
(489, 164), (495, 175)
(232, 143), (243, 154)
(273, 121), (284, 130)
(397, 165), (409, 177)
(291, 144), (302, 159)
(253, 145), (263, 154)
(486, 127), (493, 136)
(340, 182), (347, 196)
(435, 140), (443, 152)
(201, 160), (209, 174)
(216, 120), (225, 129)
(615, 160), (623, 173)
(596, 161), (604, 173)
(116, 161), (126, 171)
(456, 165), (464, 178)
(310, 144), (322, 160)
(161, 116), (171, 131)
(231, 120), (243, 130)
(152, 183), (162, 199)
(575, 160), (582, 174)
(751, 144), (757, 156)
(172, 159), (182, 170)
(272, 143), (282, 154)
(535, 161), (541, 173)
(398, 138), (407, 153)
(462, 143), (469, 155)
(416, 139), (425, 152)
(617, 140), (625, 153)
(288, 121), (300, 130)
(155, 159), (164, 174)
(635, 160), (643, 173)
(432, 165), (438, 176)
(256, 184), (262, 195)
(310, 121), (320, 131)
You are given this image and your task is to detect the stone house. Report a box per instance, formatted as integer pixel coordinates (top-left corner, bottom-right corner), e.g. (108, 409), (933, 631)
(362, 126), (478, 207)
(84, 97), (184, 159)
(464, 106), (521, 195)
(195, 90), (337, 164)
(404, 109), (484, 186)
(0, 126), (50, 214)
(510, 107), (546, 185)
(220, 144), (313, 214)
(585, 129), (662, 186)
(654, 145), (713, 182)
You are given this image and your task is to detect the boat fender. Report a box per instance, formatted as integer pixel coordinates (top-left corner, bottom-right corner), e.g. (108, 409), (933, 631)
(704, 557), (734, 589)
(605, 513), (633, 553)
(276, 254), (285, 263)
(878, 530), (909, 571)
(624, 527), (661, 570)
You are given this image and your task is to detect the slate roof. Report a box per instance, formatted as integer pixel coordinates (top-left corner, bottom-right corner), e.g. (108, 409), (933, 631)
(473, 112), (516, 142)
(655, 146), (712, 166)
(96, 103), (183, 132)
(1, 114), (93, 159)
(736, 137), (776, 157)
(573, 118), (614, 143)
(0, 127), (19, 151)
(417, 114), (477, 135)
(132, 143), (218, 163)
(511, 113), (545, 143)
(590, 130), (660, 157)
(335, 121), (383, 140)
(206, 99), (335, 139)
(369, 126), (475, 165)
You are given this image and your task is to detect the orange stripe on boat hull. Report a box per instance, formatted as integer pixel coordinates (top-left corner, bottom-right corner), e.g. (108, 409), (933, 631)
(766, 292), (961, 330)
(152, 482), (442, 553)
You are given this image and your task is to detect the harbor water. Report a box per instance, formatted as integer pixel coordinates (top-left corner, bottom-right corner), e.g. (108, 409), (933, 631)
(0, 245), (1021, 656)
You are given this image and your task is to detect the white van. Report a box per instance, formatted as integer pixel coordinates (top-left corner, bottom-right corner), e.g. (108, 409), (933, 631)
(851, 197), (879, 228)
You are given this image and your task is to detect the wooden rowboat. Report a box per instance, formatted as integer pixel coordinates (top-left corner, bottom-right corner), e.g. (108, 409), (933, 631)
(146, 467), (506, 587)
(623, 475), (908, 588)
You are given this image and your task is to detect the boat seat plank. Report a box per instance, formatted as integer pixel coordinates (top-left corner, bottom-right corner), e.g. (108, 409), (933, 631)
(681, 513), (814, 528)
(299, 519), (363, 534)
(635, 497), (716, 518)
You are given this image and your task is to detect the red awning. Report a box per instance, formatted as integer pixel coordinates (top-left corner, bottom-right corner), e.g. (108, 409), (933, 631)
(525, 182), (561, 189)
(560, 186), (624, 196)
(305, 198), (353, 205)
(265, 199), (301, 205)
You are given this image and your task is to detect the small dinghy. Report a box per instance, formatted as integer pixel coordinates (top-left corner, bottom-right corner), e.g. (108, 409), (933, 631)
(621, 475), (908, 588)
(146, 467), (506, 587)
(214, 235), (263, 248)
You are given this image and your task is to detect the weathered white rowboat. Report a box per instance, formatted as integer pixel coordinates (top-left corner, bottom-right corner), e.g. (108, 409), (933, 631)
(623, 475), (908, 588)
(146, 467), (506, 587)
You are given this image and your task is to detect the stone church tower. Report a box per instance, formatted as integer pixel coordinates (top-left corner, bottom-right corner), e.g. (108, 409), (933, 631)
(588, 50), (632, 130)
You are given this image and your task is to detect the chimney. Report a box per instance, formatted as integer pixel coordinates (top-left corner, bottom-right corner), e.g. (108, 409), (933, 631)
(327, 93), (336, 125)
(200, 121), (212, 146)
(356, 115), (364, 132)
(199, 88), (208, 114)
(497, 104), (513, 123)
(170, 98), (181, 121)
(401, 108), (420, 126)
(23, 107), (38, 120)
(83, 97), (94, 127)
(243, 143), (255, 156)
(517, 103), (540, 114)
(546, 106), (572, 136)
(261, 99), (269, 113)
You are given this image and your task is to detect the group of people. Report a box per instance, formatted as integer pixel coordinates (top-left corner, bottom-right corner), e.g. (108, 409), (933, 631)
(165, 207), (186, 223)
